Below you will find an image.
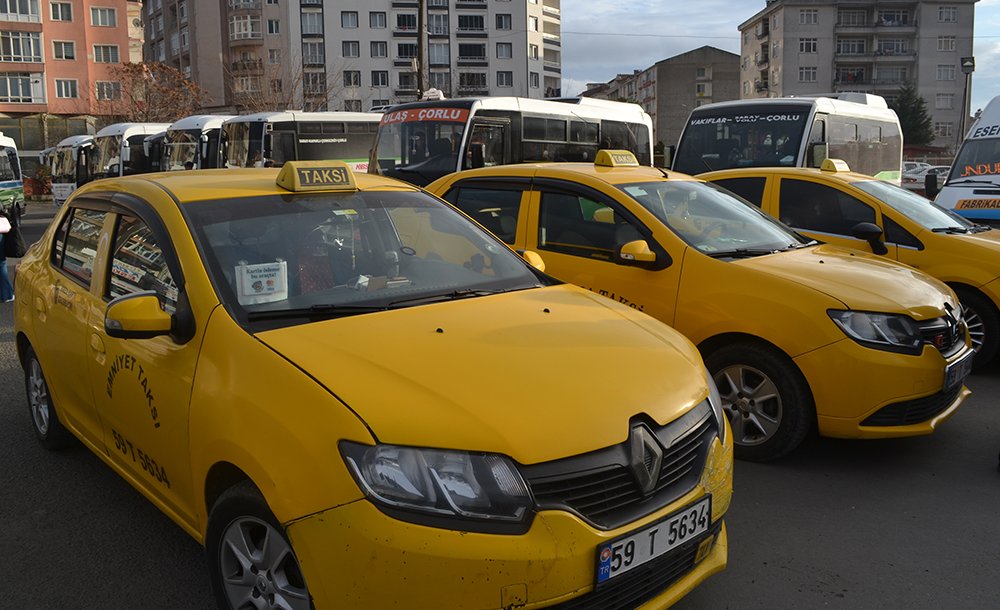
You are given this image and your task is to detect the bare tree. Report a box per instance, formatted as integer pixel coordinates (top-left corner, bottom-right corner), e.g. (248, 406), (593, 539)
(223, 56), (355, 113)
(96, 62), (212, 125)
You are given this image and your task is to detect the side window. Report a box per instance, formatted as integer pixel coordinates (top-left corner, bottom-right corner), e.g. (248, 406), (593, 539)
(709, 177), (767, 207)
(884, 216), (922, 249)
(446, 186), (523, 244)
(55, 207), (109, 287)
(778, 179), (875, 235)
(538, 191), (640, 260)
(108, 214), (179, 313)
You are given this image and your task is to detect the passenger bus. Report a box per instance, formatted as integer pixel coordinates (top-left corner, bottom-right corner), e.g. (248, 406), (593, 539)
(89, 122), (172, 181)
(369, 96), (654, 186)
(672, 93), (903, 183)
(221, 111), (381, 169)
(50, 135), (94, 206)
(163, 114), (235, 170)
(0, 131), (24, 219)
(935, 95), (1000, 224)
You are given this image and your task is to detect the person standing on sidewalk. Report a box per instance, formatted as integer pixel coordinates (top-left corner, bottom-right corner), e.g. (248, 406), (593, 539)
(0, 207), (14, 302)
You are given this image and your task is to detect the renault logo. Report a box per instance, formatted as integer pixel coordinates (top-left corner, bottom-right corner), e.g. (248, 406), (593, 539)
(628, 424), (664, 496)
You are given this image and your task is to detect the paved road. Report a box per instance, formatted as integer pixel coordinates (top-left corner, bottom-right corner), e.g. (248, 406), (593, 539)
(3, 202), (999, 609)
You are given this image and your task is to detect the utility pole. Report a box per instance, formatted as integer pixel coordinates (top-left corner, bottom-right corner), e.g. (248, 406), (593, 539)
(959, 57), (975, 149)
(416, 0), (427, 97)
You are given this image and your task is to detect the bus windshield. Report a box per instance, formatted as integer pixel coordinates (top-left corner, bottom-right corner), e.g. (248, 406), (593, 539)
(224, 121), (265, 167)
(91, 135), (123, 178)
(948, 137), (1000, 182)
(165, 128), (201, 170)
(0, 148), (17, 181)
(52, 147), (79, 182)
(673, 104), (811, 174)
(373, 111), (466, 185)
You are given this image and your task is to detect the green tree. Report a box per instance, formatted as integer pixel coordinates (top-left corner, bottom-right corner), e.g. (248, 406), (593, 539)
(889, 82), (934, 146)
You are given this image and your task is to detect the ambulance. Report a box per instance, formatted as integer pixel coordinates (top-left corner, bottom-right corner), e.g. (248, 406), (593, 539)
(935, 95), (1000, 225)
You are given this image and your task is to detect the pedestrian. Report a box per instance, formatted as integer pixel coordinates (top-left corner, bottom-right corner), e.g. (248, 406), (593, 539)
(0, 207), (14, 302)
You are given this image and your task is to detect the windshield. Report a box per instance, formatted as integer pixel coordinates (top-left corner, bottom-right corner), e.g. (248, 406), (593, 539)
(372, 109), (466, 186)
(947, 137), (1000, 183)
(224, 121), (265, 168)
(852, 180), (976, 230)
(52, 147), (77, 182)
(0, 147), (17, 181)
(673, 104), (811, 174)
(185, 189), (543, 326)
(90, 135), (123, 179)
(620, 180), (807, 254)
(165, 128), (200, 170)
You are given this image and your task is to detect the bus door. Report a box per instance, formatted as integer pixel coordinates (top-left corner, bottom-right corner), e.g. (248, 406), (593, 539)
(464, 119), (509, 169)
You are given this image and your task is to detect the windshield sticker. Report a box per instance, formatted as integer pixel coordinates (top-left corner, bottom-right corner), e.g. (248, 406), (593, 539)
(624, 187), (649, 197)
(236, 261), (288, 305)
(960, 163), (1000, 177)
(380, 108), (471, 125)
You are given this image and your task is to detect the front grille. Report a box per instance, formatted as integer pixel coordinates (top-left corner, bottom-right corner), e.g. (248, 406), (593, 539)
(522, 402), (717, 530)
(546, 522), (722, 610)
(918, 315), (964, 357)
(861, 385), (962, 426)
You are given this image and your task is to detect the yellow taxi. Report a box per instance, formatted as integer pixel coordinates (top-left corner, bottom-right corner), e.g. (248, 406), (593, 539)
(13, 161), (733, 609)
(426, 151), (974, 462)
(700, 160), (1000, 369)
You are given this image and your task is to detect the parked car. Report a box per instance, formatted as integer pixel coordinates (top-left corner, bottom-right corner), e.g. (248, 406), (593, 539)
(902, 165), (951, 192)
(903, 161), (932, 174)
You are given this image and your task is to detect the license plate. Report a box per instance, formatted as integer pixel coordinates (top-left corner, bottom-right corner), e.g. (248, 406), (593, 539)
(944, 349), (974, 390)
(595, 496), (711, 584)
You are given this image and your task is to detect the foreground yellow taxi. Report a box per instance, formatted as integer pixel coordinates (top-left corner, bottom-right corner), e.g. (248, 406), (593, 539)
(14, 162), (732, 609)
(427, 151), (974, 461)
(701, 160), (1000, 369)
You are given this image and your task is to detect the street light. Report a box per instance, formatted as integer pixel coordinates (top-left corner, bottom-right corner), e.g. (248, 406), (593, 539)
(959, 56), (975, 148)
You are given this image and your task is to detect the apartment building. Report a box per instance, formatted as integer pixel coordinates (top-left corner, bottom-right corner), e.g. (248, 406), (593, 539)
(145, 0), (562, 114)
(738, 0), (977, 148)
(582, 46), (740, 149)
(0, 0), (143, 173)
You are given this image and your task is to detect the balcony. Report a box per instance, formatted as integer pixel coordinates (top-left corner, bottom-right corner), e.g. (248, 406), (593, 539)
(302, 54), (325, 67)
(754, 80), (769, 93)
(755, 28), (769, 40)
(543, 1), (561, 18)
(231, 58), (263, 72)
(455, 0), (487, 8)
(755, 55), (769, 67)
(228, 0), (261, 10)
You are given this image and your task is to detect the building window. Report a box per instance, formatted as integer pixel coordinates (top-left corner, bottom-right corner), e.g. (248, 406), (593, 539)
(458, 43), (485, 60)
(398, 72), (416, 89)
(266, 0), (278, 4)
(936, 93), (954, 109)
(55, 78), (77, 98)
(93, 44), (120, 63)
(877, 9), (910, 26)
(301, 11), (322, 35)
(799, 66), (817, 82)
(528, 44), (538, 60)
(937, 64), (956, 80)
(344, 99), (362, 112)
(50, 1), (71, 21)
(344, 70), (361, 87)
(302, 41), (323, 65)
(838, 9), (865, 26)
(836, 67), (866, 84)
(938, 6), (957, 23)
(267, 19), (279, 34)
(496, 14), (511, 30)
(696, 67), (707, 78)
(268, 48), (280, 64)
(428, 42), (449, 65)
(343, 40), (359, 57)
(529, 71), (539, 88)
(429, 13), (448, 35)
(53, 40), (75, 60)
(429, 71), (450, 92)
(1, 31), (42, 62)
(95, 80), (121, 100)
(90, 6), (115, 27)
(696, 83), (707, 96)
(303, 72), (326, 95)
(230, 15), (262, 39)
(496, 42), (512, 59)
(459, 72), (487, 90)
(877, 39), (907, 55)
(836, 38), (866, 55)
(372, 70), (388, 87)
(371, 41), (387, 58)
(270, 79), (282, 93)
(372, 98), (390, 107)
(938, 36), (956, 52)
(799, 38), (817, 53)
(528, 16), (538, 31)
(341, 11), (358, 28)
(397, 43), (416, 59)
(934, 122), (954, 138)
(772, 41), (780, 56)
(370, 11), (386, 29)
(0, 73), (32, 103)
(459, 14), (485, 31)
(396, 13), (416, 31)
(799, 9), (817, 25)
(743, 80), (750, 95)
(497, 71), (513, 87)
(875, 66), (907, 84)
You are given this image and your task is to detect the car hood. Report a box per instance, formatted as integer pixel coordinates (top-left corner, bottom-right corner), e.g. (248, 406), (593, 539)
(255, 285), (709, 465)
(738, 244), (956, 319)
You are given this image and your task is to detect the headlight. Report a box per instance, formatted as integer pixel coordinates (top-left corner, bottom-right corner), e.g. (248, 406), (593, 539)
(705, 368), (727, 445)
(340, 442), (532, 533)
(828, 309), (923, 355)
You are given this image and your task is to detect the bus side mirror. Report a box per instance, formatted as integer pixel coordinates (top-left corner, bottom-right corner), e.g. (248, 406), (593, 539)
(201, 134), (209, 161)
(809, 142), (829, 168)
(925, 172), (940, 199)
(663, 144), (675, 168)
(851, 222), (888, 255)
(263, 133), (272, 159)
(470, 143), (485, 169)
(121, 142), (131, 162)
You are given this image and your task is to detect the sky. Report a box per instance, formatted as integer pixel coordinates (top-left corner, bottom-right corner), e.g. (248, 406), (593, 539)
(560, 0), (1000, 114)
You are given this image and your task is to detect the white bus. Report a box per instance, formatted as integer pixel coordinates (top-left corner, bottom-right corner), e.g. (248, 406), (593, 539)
(673, 93), (903, 183)
(369, 96), (654, 187)
(221, 111), (381, 170)
(50, 135), (94, 206)
(89, 122), (172, 181)
(0, 131), (24, 219)
(935, 95), (1000, 224)
(163, 114), (235, 170)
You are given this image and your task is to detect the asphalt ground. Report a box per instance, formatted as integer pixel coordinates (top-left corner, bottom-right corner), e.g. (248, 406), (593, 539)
(3, 202), (999, 609)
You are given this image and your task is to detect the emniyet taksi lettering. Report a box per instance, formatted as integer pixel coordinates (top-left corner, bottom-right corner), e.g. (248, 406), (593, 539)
(106, 353), (159, 428)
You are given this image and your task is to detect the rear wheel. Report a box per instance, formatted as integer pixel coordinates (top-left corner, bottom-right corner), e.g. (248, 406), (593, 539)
(24, 346), (73, 450)
(705, 342), (814, 462)
(955, 287), (1000, 370)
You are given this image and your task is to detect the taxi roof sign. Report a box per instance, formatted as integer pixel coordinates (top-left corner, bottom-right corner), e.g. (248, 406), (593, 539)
(820, 158), (851, 173)
(277, 161), (358, 192)
(595, 150), (640, 168)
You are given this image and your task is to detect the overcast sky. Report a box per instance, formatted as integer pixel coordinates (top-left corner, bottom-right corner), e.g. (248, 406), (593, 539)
(561, 0), (1000, 113)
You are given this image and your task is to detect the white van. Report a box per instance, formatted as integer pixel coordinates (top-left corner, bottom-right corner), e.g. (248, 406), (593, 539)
(935, 95), (1000, 225)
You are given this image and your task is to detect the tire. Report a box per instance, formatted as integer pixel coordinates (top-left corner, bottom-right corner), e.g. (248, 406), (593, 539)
(24, 346), (73, 450)
(705, 342), (815, 462)
(206, 481), (313, 610)
(954, 287), (1000, 371)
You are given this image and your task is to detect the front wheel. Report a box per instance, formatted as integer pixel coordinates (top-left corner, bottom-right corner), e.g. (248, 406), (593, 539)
(955, 287), (1000, 370)
(705, 342), (815, 462)
(207, 481), (313, 610)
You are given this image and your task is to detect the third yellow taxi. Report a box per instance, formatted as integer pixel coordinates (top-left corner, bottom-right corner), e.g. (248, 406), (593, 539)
(700, 160), (1000, 369)
(427, 151), (974, 461)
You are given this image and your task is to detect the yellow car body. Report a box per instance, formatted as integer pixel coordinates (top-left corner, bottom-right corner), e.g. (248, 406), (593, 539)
(13, 162), (732, 609)
(700, 162), (1000, 368)
(427, 152), (973, 461)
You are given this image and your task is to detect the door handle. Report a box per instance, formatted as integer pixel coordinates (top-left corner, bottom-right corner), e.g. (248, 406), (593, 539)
(90, 333), (105, 354)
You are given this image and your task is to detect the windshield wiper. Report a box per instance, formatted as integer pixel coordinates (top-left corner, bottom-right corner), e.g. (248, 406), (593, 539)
(943, 178), (994, 186)
(388, 288), (508, 308)
(972, 224), (994, 233)
(705, 247), (784, 259)
(247, 304), (387, 321)
(931, 226), (971, 234)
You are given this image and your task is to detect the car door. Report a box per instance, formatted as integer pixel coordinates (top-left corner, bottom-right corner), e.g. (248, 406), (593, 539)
(85, 199), (200, 525)
(31, 203), (112, 449)
(440, 178), (529, 249)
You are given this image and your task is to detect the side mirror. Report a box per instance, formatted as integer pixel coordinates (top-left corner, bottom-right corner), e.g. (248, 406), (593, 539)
(618, 239), (657, 264)
(519, 249), (546, 272)
(924, 172), (940, 199)
(851, 222), (888, 255)
(120, 142), (131, 162)
(105, 291), (173, 340)
(809, 142), (829, 168)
